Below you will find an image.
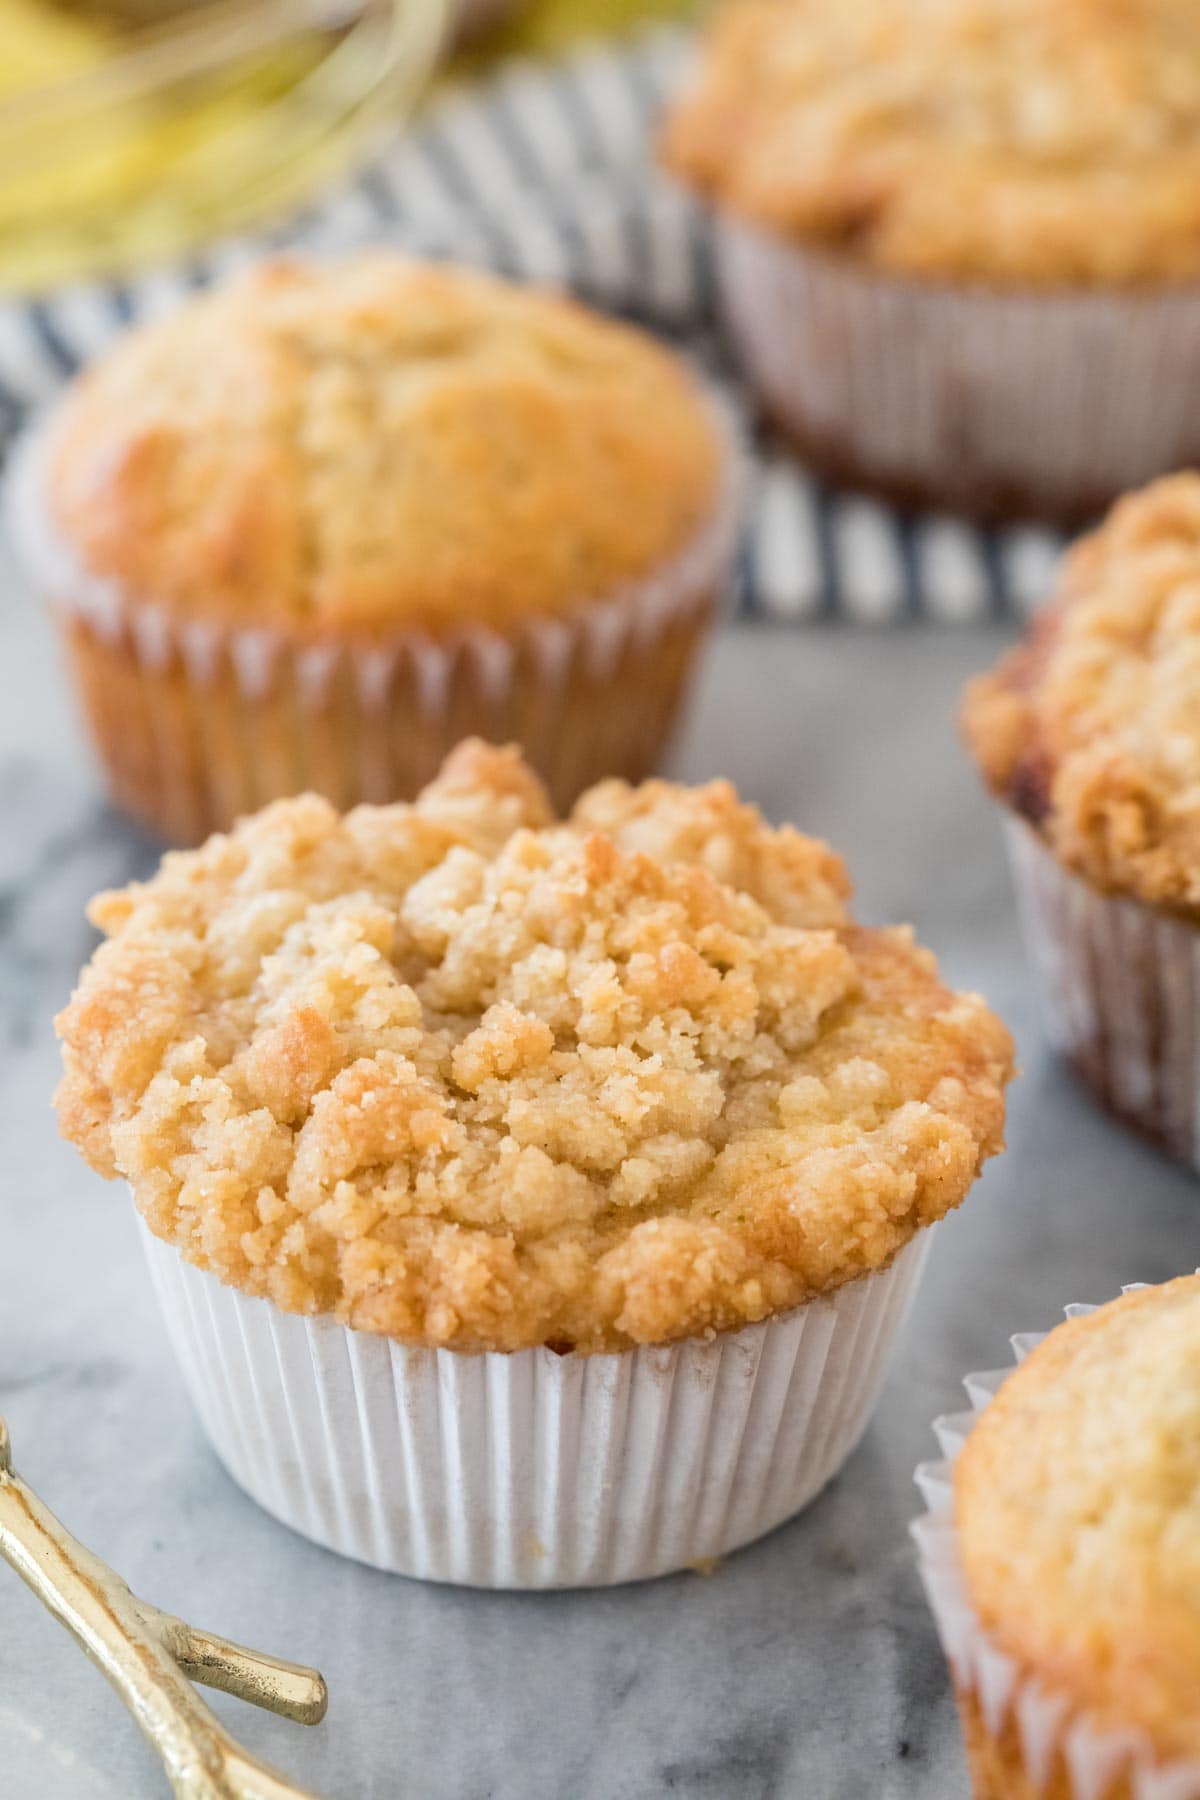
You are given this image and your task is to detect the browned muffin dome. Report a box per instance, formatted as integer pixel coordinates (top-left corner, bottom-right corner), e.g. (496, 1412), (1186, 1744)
(956, 1275), (1200, 1765)
(46, 254), (724, 631)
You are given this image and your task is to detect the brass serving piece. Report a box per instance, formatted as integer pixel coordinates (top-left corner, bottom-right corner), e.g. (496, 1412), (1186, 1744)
(0, 1415), (328, 1799)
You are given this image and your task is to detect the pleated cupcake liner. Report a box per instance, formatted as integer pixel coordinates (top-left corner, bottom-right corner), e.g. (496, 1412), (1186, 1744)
(712, 214), (1200, 523)
(140, 1223), (931, 1588)
(1003, 814), (1200, 1170)
(913, 1283), (1200, 1800)
(6, 391), (740, 842)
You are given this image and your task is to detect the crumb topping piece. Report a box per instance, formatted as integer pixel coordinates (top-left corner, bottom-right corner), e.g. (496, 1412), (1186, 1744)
(956, 1276), (1200, 1760)
(47, 256), (722, 631)
(963, 472), (1200, 916)
(662, 0), (1200, 286)
(57, 743), (1012, 1351)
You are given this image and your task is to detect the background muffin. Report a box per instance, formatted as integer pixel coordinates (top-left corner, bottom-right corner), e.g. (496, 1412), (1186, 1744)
(662, 0), (1200, 519)
(916, 1275), (1200, 1797)
(55, 741), (1013, 1583)
(963, 473), (1200, 1164)
(10, 254), (733, 844)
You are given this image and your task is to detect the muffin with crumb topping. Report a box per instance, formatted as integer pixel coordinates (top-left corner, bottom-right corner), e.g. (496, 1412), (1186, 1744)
(662, 0), (1200, 519)
(9, 254), (733, 845)
(56, 741), (1012, 1584)
(915, 1274), (1200, 1797)
(963, 472), (1200, 1163)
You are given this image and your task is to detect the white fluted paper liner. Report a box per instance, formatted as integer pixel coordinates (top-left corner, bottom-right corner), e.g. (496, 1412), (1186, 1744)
(140, 1223), (930, 1588)
(713, 215), (1200, 521)
(6, 389), (740, 836)
(912, 1283), (1200, 1800)
(1002, 815), (1200, 1170)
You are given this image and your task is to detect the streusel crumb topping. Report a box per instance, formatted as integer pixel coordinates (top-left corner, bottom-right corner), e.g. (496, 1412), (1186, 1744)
(956, 1276), (1200, 1759)
(57, 743), (1012, 1351)
(963, 473), (1200, 916)
(662, 0), (1200, 286)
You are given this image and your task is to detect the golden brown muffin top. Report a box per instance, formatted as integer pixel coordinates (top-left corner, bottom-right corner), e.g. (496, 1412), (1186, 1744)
(963, 474), (1200, 916)
(44, 256), (724, 632)
(55, 742), (1012, 1353)
(662, 0), (1200, 287)
(956, 1275), (1200, 1762)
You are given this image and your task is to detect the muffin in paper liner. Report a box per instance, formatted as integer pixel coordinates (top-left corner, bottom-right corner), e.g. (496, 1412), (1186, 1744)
(1001, 814), (1200, 1172)
(912, 1284), (1200, 1800)
(661, 0), (1200, 524)
(52, 742), (1012, 1586)
(712, 217), (1200, 524)
(6, 405), (738, 844)
(141, 1221), (931, 1588)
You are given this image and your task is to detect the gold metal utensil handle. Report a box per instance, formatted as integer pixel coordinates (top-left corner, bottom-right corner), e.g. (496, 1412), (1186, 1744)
(0, 1417), (327, 1800)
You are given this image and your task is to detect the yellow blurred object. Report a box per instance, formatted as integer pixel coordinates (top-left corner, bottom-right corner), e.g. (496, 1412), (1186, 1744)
(0, 0), (112, 95)
(454, 0), (701, 63)
(0, 0), (445, 292)
(0, 0), (697, 294)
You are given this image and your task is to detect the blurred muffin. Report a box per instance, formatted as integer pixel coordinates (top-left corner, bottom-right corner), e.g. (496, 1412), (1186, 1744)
(9, 255), (732, 843)
(916, 1275), (1200, 1796)
(55, 741), (1013, 1584)
(662, 0), (1200, 520)
(963, 473), (1200, 1163)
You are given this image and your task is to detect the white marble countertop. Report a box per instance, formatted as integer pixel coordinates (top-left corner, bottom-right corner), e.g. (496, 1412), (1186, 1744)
(2, 584), (1197, 1799)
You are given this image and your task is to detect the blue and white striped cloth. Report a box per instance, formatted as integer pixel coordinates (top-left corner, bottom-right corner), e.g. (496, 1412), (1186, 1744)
(0, 26), (1066, 624)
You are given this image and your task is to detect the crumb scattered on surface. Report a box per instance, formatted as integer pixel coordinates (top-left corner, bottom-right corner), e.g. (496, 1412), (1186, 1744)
(963, 472), (1200, 916)
(57, 742), (1013, 1352)
(688, 1557), (721, 1577)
